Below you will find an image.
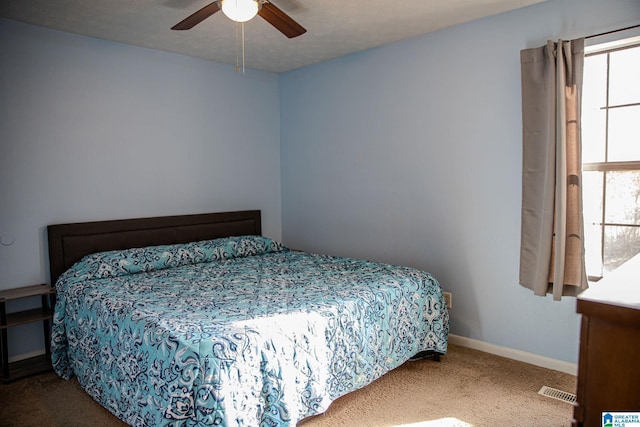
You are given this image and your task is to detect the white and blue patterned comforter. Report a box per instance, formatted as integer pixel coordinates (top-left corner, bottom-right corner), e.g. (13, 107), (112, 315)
(51, 236), (449, 426)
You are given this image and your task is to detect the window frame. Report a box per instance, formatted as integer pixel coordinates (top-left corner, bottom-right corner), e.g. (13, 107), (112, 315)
(582, 41), (640, 282)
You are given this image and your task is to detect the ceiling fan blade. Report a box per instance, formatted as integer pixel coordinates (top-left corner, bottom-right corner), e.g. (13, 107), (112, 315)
(258, 1), (306, 38)
(171, 1), (221, 30)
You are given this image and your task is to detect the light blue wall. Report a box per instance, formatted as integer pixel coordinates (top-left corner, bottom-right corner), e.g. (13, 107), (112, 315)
(2, 0), (639, 364)
(280, 0), (640, 364)
(0, 18), (282, 356)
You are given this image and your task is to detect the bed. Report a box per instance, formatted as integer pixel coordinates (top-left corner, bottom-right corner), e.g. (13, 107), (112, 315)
(47, 210), (449, 426)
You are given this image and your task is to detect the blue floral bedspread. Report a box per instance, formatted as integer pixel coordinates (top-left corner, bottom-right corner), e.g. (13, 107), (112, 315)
(51, 236), (449, 426)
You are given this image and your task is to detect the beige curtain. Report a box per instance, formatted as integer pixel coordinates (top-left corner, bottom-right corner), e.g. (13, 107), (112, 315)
(519, 38), (588, 301)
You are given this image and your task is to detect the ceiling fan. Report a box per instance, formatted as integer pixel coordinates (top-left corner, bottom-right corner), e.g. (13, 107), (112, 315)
(171, 0), (306, 38)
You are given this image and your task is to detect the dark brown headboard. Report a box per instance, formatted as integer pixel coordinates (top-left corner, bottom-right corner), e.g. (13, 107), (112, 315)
(47, 210), (261, 285)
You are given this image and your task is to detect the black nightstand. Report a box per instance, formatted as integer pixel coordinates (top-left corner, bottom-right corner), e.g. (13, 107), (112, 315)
(0, 284), (56, 383)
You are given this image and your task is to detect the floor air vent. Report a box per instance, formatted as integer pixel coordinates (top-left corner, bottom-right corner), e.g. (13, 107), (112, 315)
(538, 386), (577, 404)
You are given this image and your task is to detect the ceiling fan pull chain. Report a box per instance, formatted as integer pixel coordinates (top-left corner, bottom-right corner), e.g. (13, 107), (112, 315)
(235, 21), (240, 73)
(242, 22), (246, 74)
(234, 21), (247, 74)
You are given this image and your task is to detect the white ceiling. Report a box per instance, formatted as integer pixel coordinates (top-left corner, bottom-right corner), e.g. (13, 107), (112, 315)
(1, 0), (546, 73)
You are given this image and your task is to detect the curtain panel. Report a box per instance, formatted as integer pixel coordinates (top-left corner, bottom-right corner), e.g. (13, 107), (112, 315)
(519, 38), (588, 301)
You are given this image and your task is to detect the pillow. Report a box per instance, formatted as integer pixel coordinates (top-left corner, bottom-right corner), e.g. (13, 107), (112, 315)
(56, 235), (287, 288)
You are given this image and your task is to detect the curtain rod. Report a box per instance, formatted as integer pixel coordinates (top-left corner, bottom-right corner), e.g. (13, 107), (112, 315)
(587, 24), (640, 39)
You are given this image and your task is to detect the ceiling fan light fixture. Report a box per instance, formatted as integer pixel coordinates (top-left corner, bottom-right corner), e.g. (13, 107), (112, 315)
(221, 0), (259, 23)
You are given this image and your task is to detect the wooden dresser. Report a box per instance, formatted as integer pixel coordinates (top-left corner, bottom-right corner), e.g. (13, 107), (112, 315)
(572, 255), (640, 427)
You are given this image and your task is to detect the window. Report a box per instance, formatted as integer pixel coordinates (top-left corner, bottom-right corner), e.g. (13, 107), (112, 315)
(582, 40), (640, 281)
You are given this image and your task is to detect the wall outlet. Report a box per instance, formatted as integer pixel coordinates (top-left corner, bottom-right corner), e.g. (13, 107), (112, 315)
(443, 292), (452, 309)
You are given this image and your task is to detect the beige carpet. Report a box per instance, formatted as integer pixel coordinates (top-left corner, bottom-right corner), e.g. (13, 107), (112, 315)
(0, 344), (576, 427)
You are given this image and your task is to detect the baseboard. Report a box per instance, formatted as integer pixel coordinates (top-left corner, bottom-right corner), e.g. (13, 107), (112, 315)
(448, 334), (577, 376)
(8, 349), (45, 364)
